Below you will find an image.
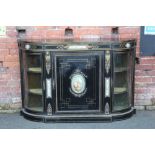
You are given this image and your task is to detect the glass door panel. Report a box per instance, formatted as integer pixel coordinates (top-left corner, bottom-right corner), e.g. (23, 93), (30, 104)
(113, 52), (131, 112)
(25, 53), (43, 112)
(27, 54), (41, 68)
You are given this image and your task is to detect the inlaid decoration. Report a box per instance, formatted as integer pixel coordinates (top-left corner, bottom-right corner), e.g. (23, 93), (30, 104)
(47, 103), (52, 115)
(45, 52), (51, 74)
(105, 102), (110, 115)
(105, 78), (110, 97)
(25, 44), (31, 50)
(56, 55), (99, 111)
(70, 70), (87, 97)
(105, 50), (110, 74)
(46, 78), (52, 98)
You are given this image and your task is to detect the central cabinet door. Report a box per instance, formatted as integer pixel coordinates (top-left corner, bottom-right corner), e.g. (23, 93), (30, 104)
(54, 53), (101, 112)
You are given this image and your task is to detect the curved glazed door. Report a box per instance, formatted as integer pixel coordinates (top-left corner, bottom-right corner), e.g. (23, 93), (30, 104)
(23, 52), (44, 112)
(112, 51), (132, 112)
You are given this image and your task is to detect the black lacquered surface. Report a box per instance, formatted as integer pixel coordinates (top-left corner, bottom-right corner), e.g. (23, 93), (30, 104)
(18, 40), (136, 122)
(55, 54), (100, 111)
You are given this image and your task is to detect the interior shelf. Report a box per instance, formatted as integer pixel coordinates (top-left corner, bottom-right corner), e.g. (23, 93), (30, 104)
(114, 67), (128, 72)
(27, 67), (41, 73)
(29, 89), (42, 95)
(114, 87), (127, 94)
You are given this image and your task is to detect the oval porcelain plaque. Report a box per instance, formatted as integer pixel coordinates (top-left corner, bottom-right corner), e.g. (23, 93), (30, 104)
(71, 74), (86, 94)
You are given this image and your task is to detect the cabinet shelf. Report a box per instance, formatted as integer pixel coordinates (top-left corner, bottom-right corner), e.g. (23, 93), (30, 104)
(114, 87), (127, 94)
(29, 89), (42, 95)
(28, 67), (41, 73)
(114, 67), (128, 72)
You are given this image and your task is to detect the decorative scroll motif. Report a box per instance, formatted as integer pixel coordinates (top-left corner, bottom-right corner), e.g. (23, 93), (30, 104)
(47, 103), (52, 116)
(45, 52), (51, 74)
(105, 50), (110, 74)
(120, 41), (131, 49)
(46, 79), (52, 98)
(67, 45), (88, 50)
(105, 78), (110, 97)
(90, 45), (98, 49)
(105, 102), (110, 115)
(69, 69), (87, 97)
(57, 45), (65, 49)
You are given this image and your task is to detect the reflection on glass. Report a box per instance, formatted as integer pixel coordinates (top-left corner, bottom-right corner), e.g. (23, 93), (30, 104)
(113, 93), (129, 111)
(27, 54), (41, 68)
(27, 93), (43, 112)
(114, 53), (128, 68)
(28, 73), (41, 89)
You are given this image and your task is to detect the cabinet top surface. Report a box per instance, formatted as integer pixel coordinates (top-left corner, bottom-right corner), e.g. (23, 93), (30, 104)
(18, 39), (136, 51)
